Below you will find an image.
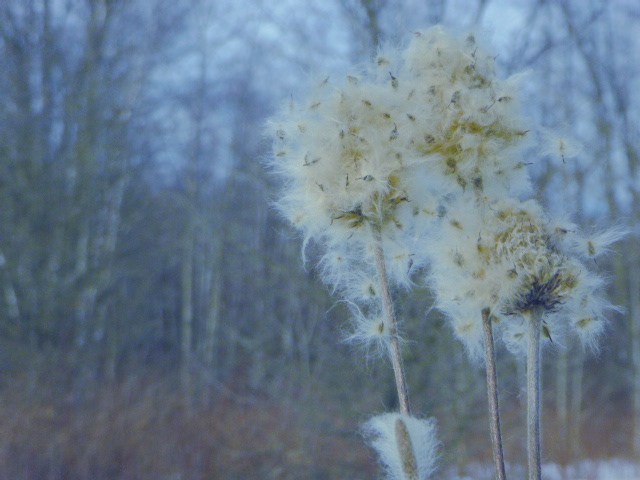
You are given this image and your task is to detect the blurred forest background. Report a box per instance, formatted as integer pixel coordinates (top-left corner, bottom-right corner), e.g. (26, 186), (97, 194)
(1, 0), (639, 479)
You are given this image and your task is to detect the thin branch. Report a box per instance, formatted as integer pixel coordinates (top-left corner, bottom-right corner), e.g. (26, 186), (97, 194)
(527, 309), (544, 480)
(372, 232), (410, 415)
(482, 307), (507, 480)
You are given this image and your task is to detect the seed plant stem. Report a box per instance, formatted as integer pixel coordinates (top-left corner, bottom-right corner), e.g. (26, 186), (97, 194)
(372, 232), (411, 415)
(482, 308), (507, 480)
(527, 309), (543, 480)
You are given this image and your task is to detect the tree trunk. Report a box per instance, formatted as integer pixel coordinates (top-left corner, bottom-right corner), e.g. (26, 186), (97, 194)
(629, 242), (640, 455)
(202, 262), (221, 370)
(180, 235), (194, 396)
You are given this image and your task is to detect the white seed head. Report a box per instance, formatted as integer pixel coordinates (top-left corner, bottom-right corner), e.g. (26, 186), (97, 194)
(267, 26), (533, 294)
(266, 25), (619, 361)
(427, 195), (616, 356)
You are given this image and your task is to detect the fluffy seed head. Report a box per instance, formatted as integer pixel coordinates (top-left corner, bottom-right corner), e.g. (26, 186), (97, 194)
(266, 25), (621, 361)
(427, 195), (618, 357)
(266, 26), (534, 299)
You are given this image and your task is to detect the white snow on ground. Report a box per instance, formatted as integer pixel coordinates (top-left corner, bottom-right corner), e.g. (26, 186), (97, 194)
(545, 459), (640, 480)
(445, 459), (640, 479)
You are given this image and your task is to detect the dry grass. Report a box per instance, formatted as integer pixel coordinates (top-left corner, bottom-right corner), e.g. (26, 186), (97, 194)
(0, 349), (632, 479)
(0, 363), (376, 480)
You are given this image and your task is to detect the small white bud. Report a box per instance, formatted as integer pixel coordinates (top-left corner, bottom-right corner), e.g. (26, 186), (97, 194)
(364, 413), (440, 480)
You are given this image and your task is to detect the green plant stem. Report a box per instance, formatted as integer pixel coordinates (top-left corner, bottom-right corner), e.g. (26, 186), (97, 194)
(372, 233), (410, 415)
(482, 308), (507, 480)
(527, 309), (543, 480)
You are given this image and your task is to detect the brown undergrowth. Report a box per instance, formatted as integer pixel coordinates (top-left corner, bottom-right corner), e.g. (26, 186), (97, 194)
(0, 350), (632, 479)
(0, 358), (376, 480)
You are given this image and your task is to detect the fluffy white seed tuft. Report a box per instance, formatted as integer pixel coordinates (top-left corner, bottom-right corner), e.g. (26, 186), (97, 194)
(539, 129), (583, 162)
(364, 413), (440, 480)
